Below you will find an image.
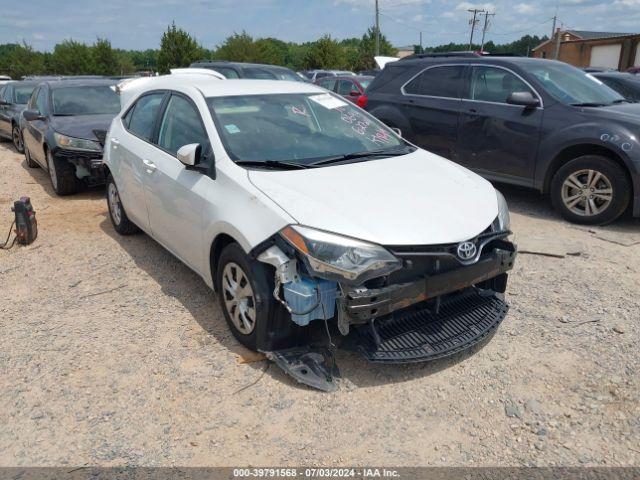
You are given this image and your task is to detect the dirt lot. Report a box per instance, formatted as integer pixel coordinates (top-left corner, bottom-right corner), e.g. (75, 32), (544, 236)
(0, 141), (638, 467)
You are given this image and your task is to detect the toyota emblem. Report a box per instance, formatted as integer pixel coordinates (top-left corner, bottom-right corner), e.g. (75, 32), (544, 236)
(457, 241), (477, 261)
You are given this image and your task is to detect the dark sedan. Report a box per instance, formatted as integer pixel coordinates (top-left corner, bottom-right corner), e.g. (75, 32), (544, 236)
(590, 71), (640, 102)
(20, 79), (120, 195)
(316, 75), (373, 104)
(0, 80), (38, 152)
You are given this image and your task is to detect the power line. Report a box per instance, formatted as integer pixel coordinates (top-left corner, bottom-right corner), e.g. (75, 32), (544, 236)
(487, 18), (554, 36)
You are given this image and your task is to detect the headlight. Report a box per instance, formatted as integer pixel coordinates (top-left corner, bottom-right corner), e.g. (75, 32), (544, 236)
(54, 132), (102, 152)
(496, 190), (511, 231)
(280, 225), (402, 284)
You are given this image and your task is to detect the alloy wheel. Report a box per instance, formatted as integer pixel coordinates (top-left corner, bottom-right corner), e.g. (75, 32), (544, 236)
(12, 126), (23, 152)
(561, 169), (613, 217)
(222, 262), (256, 335)
(108, 183), (122, 226)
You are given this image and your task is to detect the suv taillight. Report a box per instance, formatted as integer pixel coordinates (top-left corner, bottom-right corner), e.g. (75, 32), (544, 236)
(357, 94), (368, 109)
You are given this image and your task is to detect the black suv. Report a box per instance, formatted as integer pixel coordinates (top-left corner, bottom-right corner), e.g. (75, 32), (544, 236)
(189, 60), (304, 82)
(20, 79), (120, 195)
(0, 80), (38, 152)
(364, 55), (640, 224)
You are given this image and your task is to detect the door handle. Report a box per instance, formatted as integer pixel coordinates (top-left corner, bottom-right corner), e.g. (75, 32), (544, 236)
(468, 108), (478, 115)
(142, 158), (156, 172)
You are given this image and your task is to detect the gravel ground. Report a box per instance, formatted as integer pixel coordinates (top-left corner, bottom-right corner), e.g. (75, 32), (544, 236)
(0, 141), (638, 467)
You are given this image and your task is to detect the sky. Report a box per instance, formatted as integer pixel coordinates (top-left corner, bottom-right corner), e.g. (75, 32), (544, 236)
(1, 0), (640, 52)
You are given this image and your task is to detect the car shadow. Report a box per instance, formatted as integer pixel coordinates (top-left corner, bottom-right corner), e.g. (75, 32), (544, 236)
(495, 183), (640, 232)
(98, 216), (495, 391)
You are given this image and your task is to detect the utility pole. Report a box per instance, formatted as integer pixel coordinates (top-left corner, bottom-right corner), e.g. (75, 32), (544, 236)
(375, 0), (380, 56)
(419, 31), (423, 53)
(551, 4), (558, 37)
(553, 22), (563, 59)
(479, 11), (495, 52)
(468, 8), (484, 51)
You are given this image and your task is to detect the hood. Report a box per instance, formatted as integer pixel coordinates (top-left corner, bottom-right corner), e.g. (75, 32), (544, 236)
(51, 114), (115, 141)
(582, 102), (640, 123)
(248, 150), (499, 246)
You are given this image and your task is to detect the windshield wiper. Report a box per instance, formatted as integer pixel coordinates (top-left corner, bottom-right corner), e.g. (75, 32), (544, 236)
(611, 99), (628, 104)
(234, 160), (308, 170)
(569, 102), (607, 107)
(308, 146), (414, 167)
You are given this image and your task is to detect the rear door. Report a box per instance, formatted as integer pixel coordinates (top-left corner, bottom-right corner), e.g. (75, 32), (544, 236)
(114, 91), (167, 230)
(399, 64), (466, 161)
(142, 92), (212, 272)
(457, 65), (543, 183)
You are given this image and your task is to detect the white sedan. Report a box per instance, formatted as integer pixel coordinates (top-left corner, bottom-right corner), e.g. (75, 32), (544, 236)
(104, 71), (517, 390)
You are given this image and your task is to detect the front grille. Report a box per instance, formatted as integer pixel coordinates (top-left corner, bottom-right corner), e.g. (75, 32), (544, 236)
(351, 288), (508, 363)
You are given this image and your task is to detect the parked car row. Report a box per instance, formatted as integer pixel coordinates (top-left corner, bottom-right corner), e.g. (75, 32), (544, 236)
(362, 54), (640, 225)
(2, 68), (518, 390)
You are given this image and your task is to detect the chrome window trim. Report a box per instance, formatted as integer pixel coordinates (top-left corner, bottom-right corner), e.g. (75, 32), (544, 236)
(400, 62), (544, 109)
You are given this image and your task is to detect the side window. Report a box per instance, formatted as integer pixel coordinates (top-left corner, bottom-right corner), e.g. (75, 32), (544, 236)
(0, 86), (7, 102)
(469, 66), (533, 104)
(157, 94), (208, 156)
(404, 66), (465, 98)
(319, 78), (336, 90)
(210, 67), (240, 79)
(127, 93), (165, 141)
(27, 87), (38, 109)
(35, 87), (48, 113)
(243, 68), (277, 79)
(337, 80), (355, 95)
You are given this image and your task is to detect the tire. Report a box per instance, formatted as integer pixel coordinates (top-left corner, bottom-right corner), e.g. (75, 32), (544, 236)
(12, 125), (24, 154)
(46, 148), (79, 195)
(106, 174), (139, 235)
(24, 144), (38, 168)
(216, 243), (273, 351)
(550, 155), (630, 225)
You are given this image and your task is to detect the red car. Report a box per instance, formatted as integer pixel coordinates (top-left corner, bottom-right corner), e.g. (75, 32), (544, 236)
(316, 75), (374, 104)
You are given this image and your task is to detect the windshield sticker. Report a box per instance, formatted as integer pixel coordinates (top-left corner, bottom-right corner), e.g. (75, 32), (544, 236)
(291, 105), (309, 117)
(309, 93), (347, 110)
(225, 124), (241, 134)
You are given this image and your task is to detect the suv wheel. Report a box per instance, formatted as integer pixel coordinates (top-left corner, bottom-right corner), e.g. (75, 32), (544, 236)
(216, 243), (272, 351)
(106, 174), (139, 235)
(47, 149), (79, 195)
(551, 155), (630, 225)
(12, 125), (24, 153)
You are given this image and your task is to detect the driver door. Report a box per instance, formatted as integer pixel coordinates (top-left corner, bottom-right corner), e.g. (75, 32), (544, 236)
(142, 92), (213, 273)
(457, 65), (543, 183)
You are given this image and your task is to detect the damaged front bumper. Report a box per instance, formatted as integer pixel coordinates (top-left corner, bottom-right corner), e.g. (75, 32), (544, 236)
(54, 149), (107, 185)
(255, 234), (517, 391)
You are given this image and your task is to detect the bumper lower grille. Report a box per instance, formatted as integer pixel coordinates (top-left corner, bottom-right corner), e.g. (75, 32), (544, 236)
(351, 288), (508, 363)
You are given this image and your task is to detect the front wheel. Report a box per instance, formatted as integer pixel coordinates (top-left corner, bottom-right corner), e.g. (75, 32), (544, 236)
(106, 174), (139, 235)
(12, 125), (24, 153)
(550, 155), (630, 225)
(47, 149), (79, 195)
(216, 243), (273, 351)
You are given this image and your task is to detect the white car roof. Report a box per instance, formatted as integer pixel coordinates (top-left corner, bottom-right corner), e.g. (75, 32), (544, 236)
(117, 73), (324, 107)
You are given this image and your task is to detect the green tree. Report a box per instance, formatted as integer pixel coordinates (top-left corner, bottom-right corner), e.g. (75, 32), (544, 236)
(92, 38), (119, 75)
(303, 35), (346, 69)
(213, 31), (255, 62)
(157, 22), (203, 74)
(354, 27), (396, 71)
(50, 40), (92, 75)
(0, 42), (45, 79)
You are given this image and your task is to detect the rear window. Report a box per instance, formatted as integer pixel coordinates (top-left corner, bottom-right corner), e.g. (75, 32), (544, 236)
(243, 68), (278, 80)
(403, 65), (465, 99)
(52, 86), (120, 115)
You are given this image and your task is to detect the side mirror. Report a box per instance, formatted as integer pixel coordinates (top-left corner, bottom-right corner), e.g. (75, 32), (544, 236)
(177, 143), (200, 166)
(349, 89), (360, 97)
(23, 109), (45, 121)
(391, 127), (402, 137)
(507, 91), (540, 108)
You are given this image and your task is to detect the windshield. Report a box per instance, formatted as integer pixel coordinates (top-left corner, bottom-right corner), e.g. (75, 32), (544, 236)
(521, 62), (624, 106)
(52, 86), (120, 115)
(208, 93), (406, 166)
(14, 85), (36, 104)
